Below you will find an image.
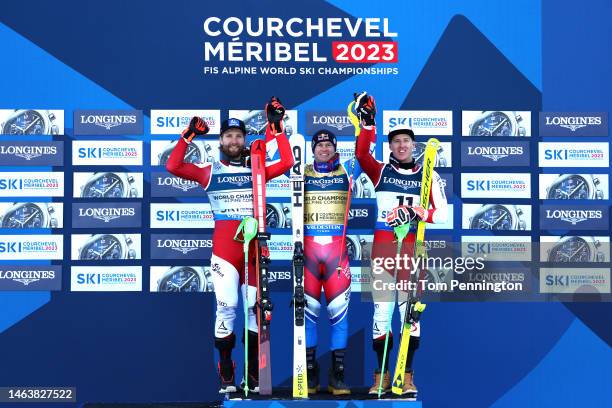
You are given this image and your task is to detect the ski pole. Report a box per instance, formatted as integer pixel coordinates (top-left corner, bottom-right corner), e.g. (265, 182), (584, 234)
(378, 223), (410, 398)
(234, 216), (258, 397)
(336, 100), (361, 279)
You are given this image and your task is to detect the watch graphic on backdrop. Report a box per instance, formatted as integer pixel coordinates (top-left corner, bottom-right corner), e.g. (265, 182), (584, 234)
(352, 173), (374, 198)
(546, 174), (603, 200)
(266, 203), (291, 229)
(346, 235), (368, 261)
(80, 172), (138, 198)
(78, 234), (137, 260)
(157, 140), (214, 166)
(469, 204), (526, 231)
(468, 111), (526, 136)
(547, 236), (605, 263)
(0, 202), (57, 228)
(413, 142), (447, 167)
(156, 266), (214, 292)
(0, 109), (59, 135)
(242, 110), (294, 136)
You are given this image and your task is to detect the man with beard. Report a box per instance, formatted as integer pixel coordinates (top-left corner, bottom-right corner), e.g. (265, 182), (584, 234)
(166, 97), (294, 393)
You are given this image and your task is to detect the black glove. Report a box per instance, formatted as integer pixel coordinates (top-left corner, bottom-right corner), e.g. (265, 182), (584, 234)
(265, 96), (285, 134)
(354, 92), (376, 127)
(181, 116), (209, 142)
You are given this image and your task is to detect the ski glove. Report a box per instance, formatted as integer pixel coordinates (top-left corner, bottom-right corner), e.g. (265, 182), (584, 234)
(386, 205), (426, 227)
(354, 92), (376, 127)
(181, 116), (209, 142)
(265, 96), (285, 134)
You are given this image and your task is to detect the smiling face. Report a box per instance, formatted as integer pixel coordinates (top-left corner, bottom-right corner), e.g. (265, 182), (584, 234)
(389, 133), (415, 163)
(313, 141), (336, 163)
(219, 129), (246, 159)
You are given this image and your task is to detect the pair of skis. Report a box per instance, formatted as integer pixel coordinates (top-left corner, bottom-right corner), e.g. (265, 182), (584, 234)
(378, 137), (439, 398)
(238, 135), (308, 398)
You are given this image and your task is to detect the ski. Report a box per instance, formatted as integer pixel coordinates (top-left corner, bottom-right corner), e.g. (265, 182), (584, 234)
(250, 139), (273, 395)
(390, 137), (439, 396)
(289, 134), (308, 398)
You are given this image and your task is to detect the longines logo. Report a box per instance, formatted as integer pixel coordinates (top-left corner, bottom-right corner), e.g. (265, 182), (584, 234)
(305, 177), (344, 189)
(216, 175), (251, 187)
(79, 207), (136, 223)
(268, 270), (291, 283)
(467, 146), (523, 161)
(0, 269), (55, 286)
(311, 114), (352, 131)
(544, 115), (602, 132)
(545, 209), (602, 225)
(0, 145), (57, 160)
(348, 208), (369, 219)
(156, 239), (213, 254)
(79, 114), (137, 130)
(157, 176), (199, 192)
(382, 176), (420, 191)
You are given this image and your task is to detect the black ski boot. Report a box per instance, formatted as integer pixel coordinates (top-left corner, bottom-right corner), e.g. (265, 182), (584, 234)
(218, 360), (237, 393)
(306, 347), (320, 394)
(327, 348), (350, 396)
(215, 334), (237, 393)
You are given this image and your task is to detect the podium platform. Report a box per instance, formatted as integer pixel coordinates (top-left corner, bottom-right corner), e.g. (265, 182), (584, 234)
(224, 388), (422, 407)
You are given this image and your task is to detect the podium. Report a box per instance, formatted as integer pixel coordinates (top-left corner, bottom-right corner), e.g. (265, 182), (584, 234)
(223, 388), (422, 407)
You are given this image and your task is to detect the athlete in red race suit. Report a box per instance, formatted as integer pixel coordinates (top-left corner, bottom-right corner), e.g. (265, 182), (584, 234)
(350, 93), (448, 396)
(166, 98), (293, 393)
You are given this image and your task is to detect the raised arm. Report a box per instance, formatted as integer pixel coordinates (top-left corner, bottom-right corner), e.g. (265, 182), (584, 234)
(165, 117), (212, 188)
(262, 96), (294, 180)
(349, 93), (384, 185)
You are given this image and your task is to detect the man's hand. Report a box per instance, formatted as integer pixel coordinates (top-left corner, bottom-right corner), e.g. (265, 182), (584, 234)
(354, 91), (376, 127)
(265, 96), (285, 134)
(181, 116), (209, 142)
(386, 205), (426, 227)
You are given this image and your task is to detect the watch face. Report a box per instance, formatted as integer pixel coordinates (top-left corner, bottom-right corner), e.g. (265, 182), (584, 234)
(346, 237), (359, 261)
(412, 143), (427, 163)
(158, 267), (202, 292)
(80, 234), (124, 260)
(245, 112), (267, 135)
(548, 175), (589, 199)
(470, 205), (513, 230)
(548, 237), (591, 263)
(3, 110), (46, 135)
(159, 143), (202, 165)
(82, 173), (125, 198)
(266, 204), (280, 228)
(2, 203), (44, 228)
(470, 112), (513, 136)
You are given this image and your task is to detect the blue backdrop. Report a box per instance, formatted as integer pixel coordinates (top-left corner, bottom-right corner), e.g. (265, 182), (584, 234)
(0, 1), (610, 407)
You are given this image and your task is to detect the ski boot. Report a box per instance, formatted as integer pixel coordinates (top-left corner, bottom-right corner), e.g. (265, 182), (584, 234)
(307, 361), (320, 394)
(368, 369), (391, 395)
(399, 370), (418, 396)
(327, 349), (350, 396)
(218, 360), (237, 394)
(240, 372), (259, 394)
(307, 347), (320, 394)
